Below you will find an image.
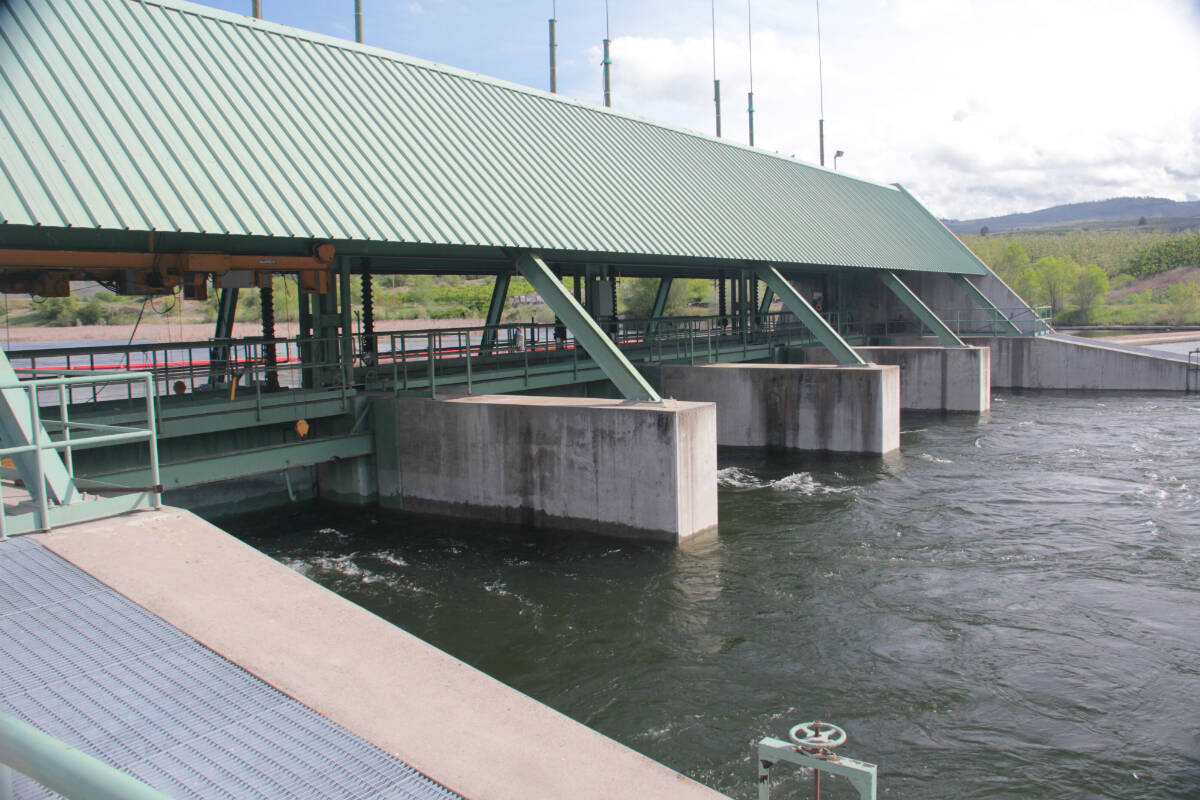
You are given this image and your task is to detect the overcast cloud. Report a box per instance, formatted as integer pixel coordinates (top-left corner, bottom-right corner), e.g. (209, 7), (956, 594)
(207, 0), (1200, 219)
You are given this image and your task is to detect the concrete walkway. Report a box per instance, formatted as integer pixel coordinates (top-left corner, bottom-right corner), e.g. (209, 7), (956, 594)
(38, 507), (730, 800)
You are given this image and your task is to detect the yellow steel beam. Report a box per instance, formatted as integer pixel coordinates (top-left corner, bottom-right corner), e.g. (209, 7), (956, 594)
(0, 246), (334, 273)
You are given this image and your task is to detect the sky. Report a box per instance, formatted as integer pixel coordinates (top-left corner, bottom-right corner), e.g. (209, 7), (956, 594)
(198, 0), (1200, 221)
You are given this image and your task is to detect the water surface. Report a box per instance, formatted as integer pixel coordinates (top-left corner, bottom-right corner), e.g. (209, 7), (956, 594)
(221, 392), (1200, 799)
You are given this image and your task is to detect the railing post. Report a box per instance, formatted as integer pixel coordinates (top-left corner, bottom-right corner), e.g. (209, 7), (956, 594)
(28, 389), (48, 532)
(465, 330), (473, 394)
(144, 375), (161, 510)
(58, 384), (73, 495)
(427, 332), (436, 397)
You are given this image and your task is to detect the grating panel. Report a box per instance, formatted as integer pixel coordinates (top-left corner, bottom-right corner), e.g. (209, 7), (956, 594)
(0, 537), (464, 800)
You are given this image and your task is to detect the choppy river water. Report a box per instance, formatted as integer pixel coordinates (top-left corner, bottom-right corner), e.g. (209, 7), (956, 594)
(219, 391), (1200, 800)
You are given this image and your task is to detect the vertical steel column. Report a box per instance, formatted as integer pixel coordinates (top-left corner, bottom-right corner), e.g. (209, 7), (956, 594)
(718, 271), (728, 329)
(361, 260), (375, 364)
(260, 280), (279, 391)
(354, 0), (363, 43)
(339, 257), (354, 388)
(297, 291), (313, 389)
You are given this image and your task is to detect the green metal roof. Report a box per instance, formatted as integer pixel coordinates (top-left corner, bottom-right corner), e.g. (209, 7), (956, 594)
(0, 0), (987, 276)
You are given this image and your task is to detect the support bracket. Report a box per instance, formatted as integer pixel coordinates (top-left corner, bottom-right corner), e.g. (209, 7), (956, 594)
(481, 273), (512, 352)
(754, 266), (866, 365)
(0, 349), (75, 504)
(880, 271), (965, 346)
(515, 253), (660, 401)
(949, 274), (1023, 335)
(647, 277), (673, 336)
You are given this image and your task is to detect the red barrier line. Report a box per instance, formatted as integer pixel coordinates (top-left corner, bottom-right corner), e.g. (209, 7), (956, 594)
(21, 356), (302, 372)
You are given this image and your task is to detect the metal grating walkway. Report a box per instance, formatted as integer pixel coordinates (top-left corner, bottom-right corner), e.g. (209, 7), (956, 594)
(0, 536), (465, 800)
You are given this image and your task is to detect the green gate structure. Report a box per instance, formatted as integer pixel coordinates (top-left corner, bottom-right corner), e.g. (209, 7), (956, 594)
(0, 0), (1042, 506)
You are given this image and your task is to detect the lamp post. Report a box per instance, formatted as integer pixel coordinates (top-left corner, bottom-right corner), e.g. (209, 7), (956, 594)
(834, 149), (845, 170)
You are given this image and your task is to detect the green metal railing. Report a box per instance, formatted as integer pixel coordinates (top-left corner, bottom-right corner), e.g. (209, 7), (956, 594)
(358, 312), (829, 395)
(934, 306), (1053, 337)
(0, 711), (172, 799)
(0, 371), (160, 538)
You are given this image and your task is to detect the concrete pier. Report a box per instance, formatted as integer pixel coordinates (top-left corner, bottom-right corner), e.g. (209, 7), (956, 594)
(38, 507), (731, 800)
(655, 363), (900, 454)
(374, 395), (718, 543)
(798, 346), (991, 413)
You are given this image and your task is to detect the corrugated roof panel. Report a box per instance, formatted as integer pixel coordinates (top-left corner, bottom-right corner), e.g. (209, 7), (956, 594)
(0, 0), (987, 275)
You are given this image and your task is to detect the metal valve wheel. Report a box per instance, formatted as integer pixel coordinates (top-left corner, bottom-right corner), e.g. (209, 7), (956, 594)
(788, 720), (847, 750)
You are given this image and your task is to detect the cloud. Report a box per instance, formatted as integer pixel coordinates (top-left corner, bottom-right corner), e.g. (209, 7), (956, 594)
(565, 0), (1200, 219)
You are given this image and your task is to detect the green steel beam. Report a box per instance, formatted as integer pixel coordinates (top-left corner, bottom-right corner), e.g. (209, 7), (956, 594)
(755, 266), (866, 365)
(647, 277), (673, 336)
(0, 711), (173, 800)
(93, 433), (374, 490)
(758, 286), (775, 316)
(880, 271), (965, 347)
(950, 274), (1023, 335)
(481, 273), (511, 351)
(68, 389), (349, 441)
(515, 253), (660, 401)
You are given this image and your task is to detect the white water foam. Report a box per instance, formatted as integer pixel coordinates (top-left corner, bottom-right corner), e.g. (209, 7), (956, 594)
(770, 472), (852, 495)
(717, 467), (767, 489)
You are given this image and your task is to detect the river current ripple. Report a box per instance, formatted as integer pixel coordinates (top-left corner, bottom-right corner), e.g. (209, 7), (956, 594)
(223, 392), (1200, 799)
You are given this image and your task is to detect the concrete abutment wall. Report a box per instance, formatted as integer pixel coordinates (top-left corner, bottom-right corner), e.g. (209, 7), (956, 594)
(970, 336), (1192, 391)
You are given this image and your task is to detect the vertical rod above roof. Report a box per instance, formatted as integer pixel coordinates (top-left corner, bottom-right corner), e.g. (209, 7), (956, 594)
(602, 39), (612, 106)
(714, 80), (722, 137)
(355, 0), (363, 43)
(816, 0), (826, 164)
(549, 16), (558, 93)
(252, 1), (261, 19)
(602, 1), (612, 106)
(712, 0), (721, 137)
(747, 0), (755, 145)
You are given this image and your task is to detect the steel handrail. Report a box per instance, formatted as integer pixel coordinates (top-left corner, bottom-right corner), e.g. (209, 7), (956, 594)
(0, 371), (160, 539)
(0, 711), (172, 800)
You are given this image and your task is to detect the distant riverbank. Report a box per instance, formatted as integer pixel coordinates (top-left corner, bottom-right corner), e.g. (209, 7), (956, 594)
(0, 317), (483, 345)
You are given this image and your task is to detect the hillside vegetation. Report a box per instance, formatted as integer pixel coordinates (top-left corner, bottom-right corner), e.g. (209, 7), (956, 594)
(961, 228), (1200, 325)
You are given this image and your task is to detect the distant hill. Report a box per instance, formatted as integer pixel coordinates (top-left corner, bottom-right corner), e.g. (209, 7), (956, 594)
(943, 197), (1200, 235)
